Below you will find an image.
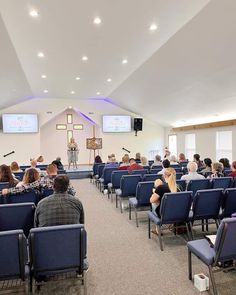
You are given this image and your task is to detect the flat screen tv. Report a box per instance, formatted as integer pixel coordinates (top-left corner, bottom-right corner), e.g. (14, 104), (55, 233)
(2, 113), (38, 133)
(102, 115), (131, 133)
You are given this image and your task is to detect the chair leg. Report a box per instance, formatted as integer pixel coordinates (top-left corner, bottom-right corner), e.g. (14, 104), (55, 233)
(129, 204), (132, 220)
(148, 218), (151, 239)
(186, 222), (190, 241)
(215, 219), (219, 229)
(115, 194), (118, 208)
(135, 208), (138, 227)
(189, 222), (194, 240)
(188, 250), (192, 280)
(206, 219), (209, 231)
(201, 219), (204, 232)
(158, 225), (163, 251)
(208, 266), (218, 295)
(120, 197), (123, 213)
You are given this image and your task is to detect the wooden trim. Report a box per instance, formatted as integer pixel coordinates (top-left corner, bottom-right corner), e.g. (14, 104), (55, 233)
(171, 119), (236, 132)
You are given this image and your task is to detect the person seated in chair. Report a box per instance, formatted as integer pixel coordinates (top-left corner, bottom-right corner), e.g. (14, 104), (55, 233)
(229, 161), (236, 177)
(52, 156), (64, 170)
(180, 161), (205, 183)
(209, 162), (224, 178)
(128, 158), (144, 174)
(157, 159), (170, 175)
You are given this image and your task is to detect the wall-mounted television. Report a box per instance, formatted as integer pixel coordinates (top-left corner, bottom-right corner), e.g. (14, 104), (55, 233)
(2, 114), (39, 133)
(102, 115), (131, 133)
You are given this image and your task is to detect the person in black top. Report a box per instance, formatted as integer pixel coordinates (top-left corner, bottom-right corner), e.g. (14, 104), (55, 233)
(52, 157), (64, 170)
(150, 168), (178, 235)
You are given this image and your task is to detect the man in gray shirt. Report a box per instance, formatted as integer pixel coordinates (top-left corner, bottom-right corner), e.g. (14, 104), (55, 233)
(34, 175), (84, 227)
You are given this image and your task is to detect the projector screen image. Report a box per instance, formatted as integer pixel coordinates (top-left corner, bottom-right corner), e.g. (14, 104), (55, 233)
(102, 115), (131, 132)
(2, 114), (38, 133)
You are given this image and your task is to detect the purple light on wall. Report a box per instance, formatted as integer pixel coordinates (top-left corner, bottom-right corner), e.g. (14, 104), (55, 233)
(88, 97), (117, 106)
(79, 111), (97, 125)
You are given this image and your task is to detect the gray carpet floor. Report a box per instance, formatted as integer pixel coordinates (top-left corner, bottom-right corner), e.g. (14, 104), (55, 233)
(3, 179), (236, 294)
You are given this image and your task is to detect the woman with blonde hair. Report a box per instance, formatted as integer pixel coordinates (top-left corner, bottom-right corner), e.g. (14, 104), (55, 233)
(150, 168), (178, 235)
(10, 161), (22, 173)
(16, 168), (40, 188)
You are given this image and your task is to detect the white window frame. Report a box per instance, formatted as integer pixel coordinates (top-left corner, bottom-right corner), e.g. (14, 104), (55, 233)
(168, 134), (177, 158)
(185, 133), (196, 161)
(216, 131), (232, 162)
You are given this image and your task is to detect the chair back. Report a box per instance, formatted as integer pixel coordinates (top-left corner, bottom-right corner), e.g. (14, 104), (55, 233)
(143, 174), (159, 182)
(187, 179), (211, 196)
(214, 218), (236, 263)
(93, 163), (101, 175)
(111, 170), (129, 189)
(160, 191), (192, 224)
(148, 160), (154, 167)
(224, 169), (232, 177)
(0, 182), (10, 190)
(58, 169), (67, 174)
(29, 224), (85, 278)
(102, 167), (118, 185)
(176, 172), (183, 180)
(0, 203), (35, 236)
(192, 189), (223, 220)
(136, 181), (154, 206)
(142, 165), (150, 171)
(222, 188), (236, 218)
(151, 165), (162, 169)
(120, 175), (142, 197)
(13, 172), (24, 181)
(97, 164), (105, 178)
(150, 168), (162, 174)
(131, 169), (148, 176)
(8, 190), (38, 204)
(211, 177), (232, 189)
(176, 179), (186, 191)
(0, 230), (27, 280)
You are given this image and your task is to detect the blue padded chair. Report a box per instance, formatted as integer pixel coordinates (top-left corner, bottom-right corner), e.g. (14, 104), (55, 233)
(130, 169), (148, 176)
(0, 182), (10, 190)
(39, 188), (54, 201)
(211, 177), (232, 189)
(148, 191), (192, 251)
(91, 163), (102, 183)
(0, 230), (29, 293)
(8, 190), (39, 205)
(221, 188), (236, 218)
(143, 174), (160, 182)
(29, 224), (86, 291)
(95, 164), (105, 187)
(0, 202), (35, 237)
(115, 175), (142, 213)
(176, 179), (187, 191)
(148, 160), (154, 167)
(13, 172), (25, 181)
(142, 165), (150, 171)
(98, 167), (118, 192)
(187, 218), (236, 295)
(57, 169), (67, 174)
(107, 170), (129, 201)
(187, 179), (211, 196)
(189, 189), (223, 235)
(150, 168), (162, 174)
(129, 181), (154, 227)
(224, 169), (232, 177)
(151, 165), (162, 169)
(176, 172), (183, 180)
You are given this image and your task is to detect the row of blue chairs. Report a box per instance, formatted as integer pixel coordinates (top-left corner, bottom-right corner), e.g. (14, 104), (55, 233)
(0, 224), (86, 293)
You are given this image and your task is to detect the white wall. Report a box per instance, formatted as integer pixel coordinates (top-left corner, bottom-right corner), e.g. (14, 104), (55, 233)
(0, 97), (164, 165)
(165, 125), (236, 161)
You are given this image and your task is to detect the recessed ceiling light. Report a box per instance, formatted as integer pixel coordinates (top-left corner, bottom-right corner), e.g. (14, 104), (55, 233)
(149, 23), (158, 31)
(75, 77), (81, 80)
(29, 10), (39, 17)
(122, 59), (128, 64)
(43, 89), (48, 93)
(37, 52), (44, 58)
(96, 92), (101, 95)
(107, 78), (112, 82)
(70, 91), (75, 94)
(68, 106), (73, 109)
(82, 56), (88, 61)
(93, 17), (102, 24)
(41, 74), (47, 79)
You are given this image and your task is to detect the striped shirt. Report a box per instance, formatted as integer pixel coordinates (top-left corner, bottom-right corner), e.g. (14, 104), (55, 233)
(34, 193), (84, 227)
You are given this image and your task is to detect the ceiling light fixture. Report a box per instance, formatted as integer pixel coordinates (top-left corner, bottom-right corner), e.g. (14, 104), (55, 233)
(75, 77), (81, 80)
(96, 92), (101, 95)
(149, 23), (158, 31)
(43, 89), (48, 93)
(82, 56), (88, 61)
(68, 106), (73, 109)
(29, 10), (39, 17)
(41, 74), (47, 79)
(122, 59), (128, 64)
(93, 17), (102, 24)
(37, 52), (44, 58)
(71, 91), (75, 94)
(107, 78), (112, 82)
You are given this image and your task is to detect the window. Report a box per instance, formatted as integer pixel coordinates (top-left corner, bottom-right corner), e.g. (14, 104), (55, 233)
(216, 131), (232, 162)
(168, 135), (177, 157)
(185, 134), (196, 161)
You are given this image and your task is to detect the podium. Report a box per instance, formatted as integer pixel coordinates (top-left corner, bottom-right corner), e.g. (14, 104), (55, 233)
(67, 148), (79, 169)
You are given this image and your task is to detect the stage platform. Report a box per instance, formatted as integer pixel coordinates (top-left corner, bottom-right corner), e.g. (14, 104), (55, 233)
(65, 165), (93, 179)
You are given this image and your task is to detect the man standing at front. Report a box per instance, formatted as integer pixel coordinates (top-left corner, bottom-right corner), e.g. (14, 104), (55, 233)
(34, 175), (84, 227)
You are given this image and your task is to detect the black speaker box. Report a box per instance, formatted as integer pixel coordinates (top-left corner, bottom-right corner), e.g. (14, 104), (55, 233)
(134, 118), (143, 131)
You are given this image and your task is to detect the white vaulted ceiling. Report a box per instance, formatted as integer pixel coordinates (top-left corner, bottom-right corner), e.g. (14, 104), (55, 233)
(1, 0), (235, 127)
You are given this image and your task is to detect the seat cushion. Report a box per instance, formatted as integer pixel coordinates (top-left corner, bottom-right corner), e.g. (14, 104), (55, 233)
(129, 198), (138, 207)
(187, 239), (215, 265)
(148, 211), (161, 225)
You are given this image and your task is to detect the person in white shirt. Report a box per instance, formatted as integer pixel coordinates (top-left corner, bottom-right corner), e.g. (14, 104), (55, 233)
(180, 161), (205, 183)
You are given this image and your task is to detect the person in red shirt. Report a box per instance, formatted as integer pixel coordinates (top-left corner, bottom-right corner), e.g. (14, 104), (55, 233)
(128, 158), (144, 174)
(229, 161), (236, 177)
